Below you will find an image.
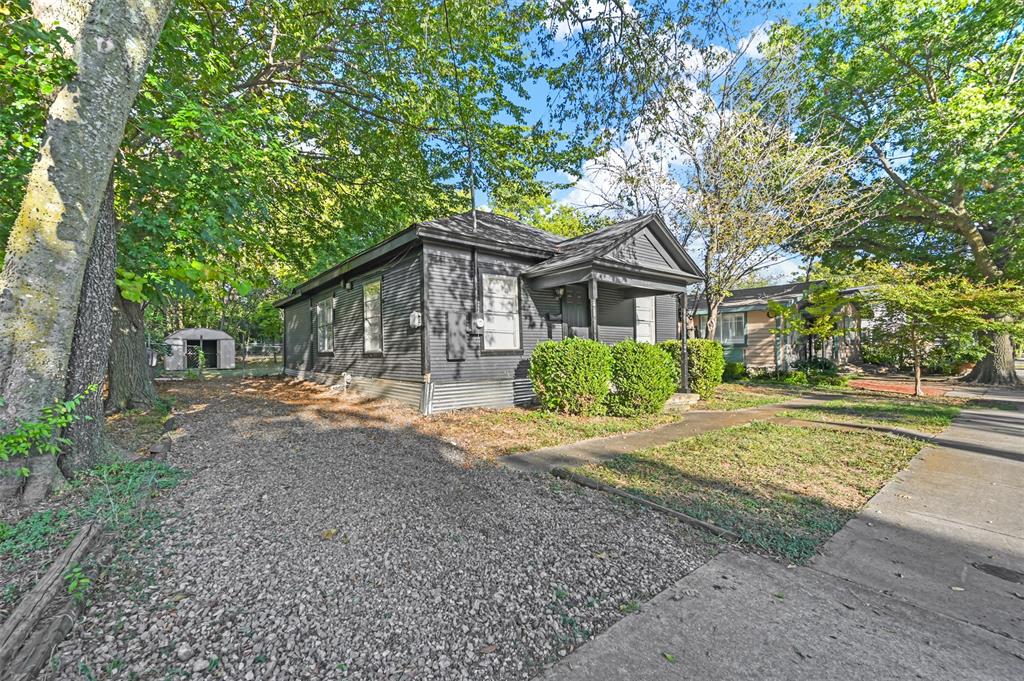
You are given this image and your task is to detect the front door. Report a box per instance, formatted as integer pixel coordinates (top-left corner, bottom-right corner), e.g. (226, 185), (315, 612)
(562, 284), (591, 339)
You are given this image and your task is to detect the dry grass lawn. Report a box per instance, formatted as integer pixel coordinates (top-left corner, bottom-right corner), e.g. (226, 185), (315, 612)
(576, 421), (922, 562)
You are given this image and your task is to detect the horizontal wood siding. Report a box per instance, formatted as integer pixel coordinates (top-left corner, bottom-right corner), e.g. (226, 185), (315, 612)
(745, 310), (775, 367)
(655, 294), (677, 342)
(425, 244), (560, 384)
(596, 284), (633, 344)
(607, 227), (673, 270)
(307, 248), (423, 381)
(283, 301), (311, 371)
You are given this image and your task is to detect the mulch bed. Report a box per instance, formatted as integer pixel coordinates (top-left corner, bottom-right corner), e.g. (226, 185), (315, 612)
(849, 378), (949, 397)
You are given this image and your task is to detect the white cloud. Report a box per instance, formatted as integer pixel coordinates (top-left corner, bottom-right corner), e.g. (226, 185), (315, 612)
(548, 0), (635, 41)
(737, 20), (774, 59)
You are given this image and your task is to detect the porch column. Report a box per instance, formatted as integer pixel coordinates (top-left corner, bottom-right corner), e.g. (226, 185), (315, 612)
(679, 288), (690, 393)
(588, 277), (599, 342)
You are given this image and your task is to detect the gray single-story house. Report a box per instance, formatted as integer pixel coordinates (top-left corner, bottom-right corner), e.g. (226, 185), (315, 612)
(164, 328), (236, 370)
(274, 211), (703, 413)
(690, 282), (861, 369)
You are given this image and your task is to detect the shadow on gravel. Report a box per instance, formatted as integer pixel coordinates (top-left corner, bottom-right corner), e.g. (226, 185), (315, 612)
(39, 377), (717, 681)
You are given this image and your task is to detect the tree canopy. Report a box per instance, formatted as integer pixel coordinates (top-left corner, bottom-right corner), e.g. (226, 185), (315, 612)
(782, 0), (1024, 281)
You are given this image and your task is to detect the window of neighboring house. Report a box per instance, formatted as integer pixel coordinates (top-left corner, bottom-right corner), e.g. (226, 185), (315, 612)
(363, 279), (382, 354)
(482, 273), (520, 351)
(717, 312), (746, 345)
(316, 296), (334, 354)
(635, 296), (656, 343)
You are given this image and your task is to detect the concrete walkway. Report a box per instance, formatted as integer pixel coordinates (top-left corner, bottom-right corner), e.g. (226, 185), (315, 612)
(501, 396), (834, 474)
(544, 406), (1024, 680)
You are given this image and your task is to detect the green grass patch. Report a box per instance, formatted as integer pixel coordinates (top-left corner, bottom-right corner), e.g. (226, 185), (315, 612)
(780, 396), (960, 434)
(576, 421), (921, 563)
(1, 460), (184, 564)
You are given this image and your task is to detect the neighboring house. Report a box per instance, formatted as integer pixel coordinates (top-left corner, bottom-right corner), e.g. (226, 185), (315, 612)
(274, 211), (702, 413)
(164, 328), (236, 370)
(690, 282), (861, 369)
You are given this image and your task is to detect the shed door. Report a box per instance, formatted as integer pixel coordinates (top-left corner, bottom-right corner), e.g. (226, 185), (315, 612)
(562, 285), (590, 339)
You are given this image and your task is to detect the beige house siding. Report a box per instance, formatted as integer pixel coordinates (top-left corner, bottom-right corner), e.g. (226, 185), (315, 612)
(745, 310), (776, 368)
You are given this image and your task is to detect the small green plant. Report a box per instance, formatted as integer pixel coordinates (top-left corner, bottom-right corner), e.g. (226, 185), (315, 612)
(606, 340), (678, 416)
(0, 509), (70, 557)
(0, 385), (97, 474)
(529, 338), (613, 416)
(723, 361), (747, 381)
(64, 563), (91, 602)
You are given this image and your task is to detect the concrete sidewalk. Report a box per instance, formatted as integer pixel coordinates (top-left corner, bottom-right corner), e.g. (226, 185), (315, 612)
(501, 395), (833, 474)
(544, 406), (1024, 680)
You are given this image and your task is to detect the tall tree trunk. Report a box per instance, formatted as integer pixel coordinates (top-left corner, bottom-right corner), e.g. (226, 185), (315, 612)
(106, 291), (159, 413)
(705, 299), (720, 341)
(60, 177), (118, 476)
(965, 330), (1019, 386)
(0, 0), (173, 505)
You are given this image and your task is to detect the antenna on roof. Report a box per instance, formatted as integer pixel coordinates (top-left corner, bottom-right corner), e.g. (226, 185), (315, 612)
(442, 0), (478, 233)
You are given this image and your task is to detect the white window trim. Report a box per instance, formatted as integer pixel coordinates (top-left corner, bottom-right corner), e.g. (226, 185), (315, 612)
(717, 312), (746, 345)
(481, 273), (521, 351)
(634, 296), (656, 343)
(363, 279), (383, 354)
(316, 296), (334, 354)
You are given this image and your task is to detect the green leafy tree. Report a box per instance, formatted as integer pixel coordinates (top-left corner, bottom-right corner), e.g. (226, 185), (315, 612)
(783, 0), (1024, 383)
(847, 264), (1024, 397)
(0, 0), (75, 245)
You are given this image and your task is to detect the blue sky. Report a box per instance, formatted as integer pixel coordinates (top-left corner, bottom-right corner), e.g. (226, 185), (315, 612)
(495, 0), (817, 281)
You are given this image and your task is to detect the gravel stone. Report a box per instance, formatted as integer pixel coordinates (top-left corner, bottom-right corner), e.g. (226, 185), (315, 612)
(39, 378), (716, 680)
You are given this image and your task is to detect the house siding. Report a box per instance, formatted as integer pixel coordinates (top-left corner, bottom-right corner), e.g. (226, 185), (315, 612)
(306, 248), (423, 382)
(606, 227), (673, 269)
(745, 310), (776, 368)
(655, 294), (677, 342)
(424, 243), (560, 385)
(596, 285), (633, 344)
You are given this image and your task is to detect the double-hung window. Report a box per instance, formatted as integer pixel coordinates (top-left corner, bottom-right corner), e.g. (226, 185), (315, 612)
(316, 296), (334, 353)
(634, 296), (656, 343)
(482, 273), (520, 351)
(716, 312), (746, 345)
(363, 279), (382, 354)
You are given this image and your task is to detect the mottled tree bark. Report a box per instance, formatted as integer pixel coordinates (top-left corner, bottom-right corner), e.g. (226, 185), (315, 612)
(965, 329), (1020, 386)
(60, 177), (118, 476)
(0, 0), (173, 504)
(106, 291), (159, 413)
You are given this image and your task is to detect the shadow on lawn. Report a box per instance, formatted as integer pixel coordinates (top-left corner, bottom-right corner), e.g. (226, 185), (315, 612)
(593, 455), (857, 564)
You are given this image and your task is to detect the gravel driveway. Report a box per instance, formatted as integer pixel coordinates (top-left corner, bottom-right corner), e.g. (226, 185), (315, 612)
(42, 378), (715, 680)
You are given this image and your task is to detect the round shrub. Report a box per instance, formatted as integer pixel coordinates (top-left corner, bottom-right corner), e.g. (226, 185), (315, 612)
(529, 338), (612, 415)
(657, 339), (725, 400)
(606, 340), (678, 416)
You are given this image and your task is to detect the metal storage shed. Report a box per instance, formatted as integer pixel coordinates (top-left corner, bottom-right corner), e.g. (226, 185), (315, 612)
(164, 328), (236, 370)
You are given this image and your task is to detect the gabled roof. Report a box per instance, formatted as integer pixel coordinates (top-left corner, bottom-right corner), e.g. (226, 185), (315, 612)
(692, 281), (819, 313)
(275, 211), (701, 308)
(524, 214), (701, 279)
(166, 328), (233, 341)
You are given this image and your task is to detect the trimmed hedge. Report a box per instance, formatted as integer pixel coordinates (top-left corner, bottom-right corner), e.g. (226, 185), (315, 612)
(658, 339), (725, 400)
(528, 338), (612, 415)
(606, 341), (678, 416)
